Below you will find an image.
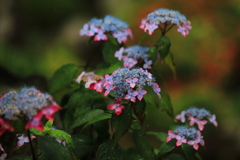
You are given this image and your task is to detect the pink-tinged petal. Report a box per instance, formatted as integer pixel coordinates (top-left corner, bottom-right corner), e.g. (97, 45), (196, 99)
(0, 144), (4, 152)
(114, 47), (124, 60)
(25, 116), (44, 132)
(196, 120), (208, 131)
(118, 105), (125, 109)
(114, 107), (124, 115)
(176, 140), (182, 146)
(208, 114), (218, 127)
(175, 111), (186, 123)
(0, 153), (7, 159)
(76, 71), (85, 84)
(188, 116), (197, 126)
(193, 143), (199, 150)
(107, 104), (117, 110)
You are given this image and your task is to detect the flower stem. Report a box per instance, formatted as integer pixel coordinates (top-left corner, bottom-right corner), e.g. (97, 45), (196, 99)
(27, 129), (36, 160)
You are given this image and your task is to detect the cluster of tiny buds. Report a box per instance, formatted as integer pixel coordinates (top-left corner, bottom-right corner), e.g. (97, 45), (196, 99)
(0, 86), (61, 135)
(76, 68), (161, 115)
(175, 107), (218, 131)
(114, 45), (152, 69)
(140, 8), (192, 37)
(166, 126), (204, 150)
(79, 15), (133, 43)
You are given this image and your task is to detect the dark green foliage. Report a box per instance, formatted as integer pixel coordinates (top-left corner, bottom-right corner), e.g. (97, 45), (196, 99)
(71, 109), (104, 129)
(158, 89), (174, 119)
(10, 120), (25, 133)
(132, 99), (146, 119)
(147, 46), (158, 63)
(72, 134), (94, 158)
(163, 154), (186, 160)
(156, 36), (171, 60)
(37, 135), (72, 160)
(49, 64), (78, 94)
(181, 143), (196, 160)
(48, 129), (74, 149)
(111, 104), (132, 145)
(94, 119), (111, 142)
(96, 140), (123, 160)
(158, 140), (176, 158)
(6, 154), (32, 160)
(133, 129), (155, 160)
(102, 41), (120, 64)
(164, 52), (176, 79)
(123, 147), (143, 160)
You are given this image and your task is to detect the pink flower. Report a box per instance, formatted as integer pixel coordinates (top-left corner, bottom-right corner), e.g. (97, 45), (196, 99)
(40, 103), (61, 121)
(175, 111), (186, 123)
(166, 130), (175, 142)
(89, 80), (104, 93)
(145, 22), (158, 35)
(56, 139), (66, 147)
(177, 21), (192, 37)
(196, 119), (208, 131)
(188, 116), (198, 126)
(139, 19), (147, 30)
(94, 28), (108, 41)
(126, 78), (138, 88)
(25, 114), (44, 132)
(114, 47), (124, 60)
(208, 114), (218, 127)
(123, 57), (138, 68)
(0, 118), (14, 136)
(88, 24), (98, 36)
(124, 90), (138, 103)
(107, 98), (125, 115)
(143, 60), (152, 69)
(85, 77), (97, 88)
(79, 23), (89, 36)
(188, 139), (200, 150)
(196, 131), (205, 146)
(112, 31), (127, 43)
(137, 88), (147, 101)
(175, 135), (187, 146)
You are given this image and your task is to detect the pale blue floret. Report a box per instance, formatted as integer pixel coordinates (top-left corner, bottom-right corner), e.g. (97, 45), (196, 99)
(173, 126), (198, 139)
(185, 107), (211, 119)
(123, 45), (150, 60)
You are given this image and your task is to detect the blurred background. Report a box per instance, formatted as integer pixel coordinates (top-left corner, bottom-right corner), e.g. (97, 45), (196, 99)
(0, 0), (240, 159)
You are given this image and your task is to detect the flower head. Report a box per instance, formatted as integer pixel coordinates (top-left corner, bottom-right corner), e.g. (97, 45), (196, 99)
(79, 15), (133, 43)
(114, 45), (151, 69)
(140, 8), (192, 36)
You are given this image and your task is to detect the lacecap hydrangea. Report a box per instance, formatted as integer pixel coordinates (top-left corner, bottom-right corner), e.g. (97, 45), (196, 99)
(79, 15), (133, 43)
(140, 8), (192, 37)
(76, 68), (161, 115)
(114, 45), (152, 69)
(0, 86), (61, 135)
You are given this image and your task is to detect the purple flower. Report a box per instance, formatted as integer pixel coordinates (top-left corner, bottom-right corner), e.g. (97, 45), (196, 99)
(208, 114), (218, 127)
(143, 59), (152, 69)
(114, 47), (124, 60)
(145, 22), (158, 35)
(94, 29), (108, 41)
(79, 23), (89, 36)
(137, 88), (147, 101)
(175, 111), (186, 123)
(175, 135), (187, 146)
(126, 78), (138, 88)
(123, 57), (138, 68)
(124, 90), (138, 102)
(88, 24), (98, 36)
(166, 130), (175, 142)
(107, 98), (125, 115)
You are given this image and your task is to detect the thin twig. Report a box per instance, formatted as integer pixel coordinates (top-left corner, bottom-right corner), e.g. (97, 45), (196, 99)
(27, 129), (36, 160)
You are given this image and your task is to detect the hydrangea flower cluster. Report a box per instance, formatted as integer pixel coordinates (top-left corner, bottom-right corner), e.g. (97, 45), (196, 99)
(166, 107), (217, 150)
(79, 15), (133, 43)
(114, 45), (152, 69)
(0, 87), (61, 135)
(140, 8), (192, 37)
(166, 126), (204, 150)
(76, 71), (103, 89)
(175, 107), (218, 131)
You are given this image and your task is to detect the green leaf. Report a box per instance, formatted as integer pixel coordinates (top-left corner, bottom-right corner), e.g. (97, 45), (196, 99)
(146, 132), (168, 142)
(102, 41), (120, 64)
(164, 52), (176, 79)
(37, 135), (72, 160)
(70, 109), (104, 129)
(94, 119), (110, 143)
(111, 104), (132, 145)
(49, 64), (78, 94)
(96, 140), (123, 160)
(144, 86), (160, 108)
(132, 99), (146, 125)
(123, 147), (143, 160)
(147, 46), (158, 63)
(181, 143), (196, 160)
(163, 154), (185, 160)
(48, 129), (74, 149)
(133, 129), (155, 160)
(30, 128), (44, 135)
(62, 108), (76, 131)
(72, 134), (94, 157)
(138, 32), (149, 45)
(10, 120), (25, 133)
(108, 35), (119, 45)
(156, 36), (171, 60)
(83, 113), (111, 129)
(44, 120), (53, 132)
(95, 61), (122, 75)
(159, 89), (174, 119)
(158, 140), (176, 158)
(66, 91), (93, 108)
